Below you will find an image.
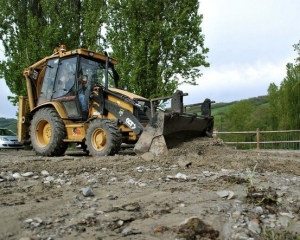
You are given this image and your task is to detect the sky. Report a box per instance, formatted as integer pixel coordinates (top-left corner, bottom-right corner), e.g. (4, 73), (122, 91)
(181, 0), (300, 105)
(1, 0), (300, 118)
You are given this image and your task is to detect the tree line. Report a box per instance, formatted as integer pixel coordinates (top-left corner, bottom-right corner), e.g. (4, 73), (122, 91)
(217, 41), (300, 132)
(0, 0), (208, 105)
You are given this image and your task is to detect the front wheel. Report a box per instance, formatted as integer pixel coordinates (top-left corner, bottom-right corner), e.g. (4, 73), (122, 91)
(86, 119), (122, 156)
(30, 108), (68, 156)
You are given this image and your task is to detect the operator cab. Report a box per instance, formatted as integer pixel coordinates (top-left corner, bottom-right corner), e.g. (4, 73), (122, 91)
(37, 51), (119, 119)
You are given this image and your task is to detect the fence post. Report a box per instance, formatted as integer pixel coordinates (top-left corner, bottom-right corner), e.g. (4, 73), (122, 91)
(256, 128), (260, 149)
(214, 129), (218, 138)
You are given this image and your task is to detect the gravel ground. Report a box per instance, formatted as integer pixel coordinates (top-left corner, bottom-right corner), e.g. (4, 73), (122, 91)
(1, 138), (300, 240)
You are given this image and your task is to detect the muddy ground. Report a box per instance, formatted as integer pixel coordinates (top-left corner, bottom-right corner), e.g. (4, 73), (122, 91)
(1, 138), (300, 240)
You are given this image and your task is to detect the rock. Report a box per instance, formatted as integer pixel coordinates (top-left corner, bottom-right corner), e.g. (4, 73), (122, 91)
(247, 219), (261, 234)
(251, 206), (263, 214)
(279, 212), (294, 218)
(0, 172), (6, 179)
(216, 190), (229, 198)
(81, 187), (95, 197)
(21, 172), (34, 177)
(106, 195), (118, 200)
(41, 170), (49, 176)
(122, 227), (132, 236)
(123, 202), (140, 211)
(6, 174), (15, 181)
(175, 216), (219, 239)
(45, 176), (55, 182)
(31, 222), (40, 227)
(117, 220), (123, 226)
(138, 182), (147, 187)
(24, 218), (33, 223)
(136, 166), (146, 172)
(127, 179), (135, 184)
(203, 171), (212, 177)
(175, 173), (188, 180)
(84, 213), (95, 220)
(154, 226), (165, 233)
(216, 190), (235, 199)
(141, 152), (155, 161)
(227, 191), (235, 200)
(12, 173), (22, 179)
(33, 217), (43, 223)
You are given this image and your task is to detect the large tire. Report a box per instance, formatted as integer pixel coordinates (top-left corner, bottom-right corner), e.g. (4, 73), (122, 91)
(86, 119), (122, 156)
(30, 108), (68, 156)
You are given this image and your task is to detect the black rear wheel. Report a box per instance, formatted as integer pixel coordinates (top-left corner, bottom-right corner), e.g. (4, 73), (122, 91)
(30, 108), (68, 156)
(86, 119), (121, 156)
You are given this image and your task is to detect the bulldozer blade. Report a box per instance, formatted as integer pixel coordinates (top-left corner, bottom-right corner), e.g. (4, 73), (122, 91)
(134, 112), (168, 155)
(134, 111), (214, 156)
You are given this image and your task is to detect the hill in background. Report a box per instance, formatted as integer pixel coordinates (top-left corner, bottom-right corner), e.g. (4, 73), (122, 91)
(186, 95), (268, 131)
(0, 117), (18, 133)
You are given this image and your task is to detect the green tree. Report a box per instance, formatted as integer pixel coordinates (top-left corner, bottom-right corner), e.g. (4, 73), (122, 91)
(268, 51), (300, 130)
(250, 104), (271, 131)
(225, 100), (255, 131)
(0, 0), (107, 105)
(267, 83), (280, 130)
(106, 0), (209, 98)
(279, 63), (300, 129)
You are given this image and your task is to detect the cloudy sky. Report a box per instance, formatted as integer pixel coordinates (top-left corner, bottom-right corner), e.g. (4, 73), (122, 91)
(1, 0), (300, 118)
(182, 0), (300, 105)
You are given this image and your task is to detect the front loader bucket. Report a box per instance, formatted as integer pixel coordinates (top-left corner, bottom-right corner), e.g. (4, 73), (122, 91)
(134, 111), (214, 156)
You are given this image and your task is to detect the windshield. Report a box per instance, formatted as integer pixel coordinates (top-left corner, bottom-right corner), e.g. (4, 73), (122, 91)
(0, 129), (15, 136)
(78, 57), (118, 88)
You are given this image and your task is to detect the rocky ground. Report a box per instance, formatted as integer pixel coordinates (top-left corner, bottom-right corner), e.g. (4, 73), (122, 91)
(1, 138), (300, 240)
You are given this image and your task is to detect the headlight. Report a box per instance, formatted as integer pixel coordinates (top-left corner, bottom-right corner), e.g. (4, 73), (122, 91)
(0, 137), (9, 141)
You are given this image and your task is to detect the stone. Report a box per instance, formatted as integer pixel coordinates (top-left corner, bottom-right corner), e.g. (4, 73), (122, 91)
(12, 173), (22, 179)
(6, 174), (15, 181)
(175, 173), (188, 180)
(21, 172), (34, 177)
(81, 187), (95, 197)
(122, 227), (132, 236)
(216, 190), (229, 198)
(247, 219), (261, 234)
(203, 171), (212, 177)
(41, 170), (49, 176)
(45, 176), (55, 182)
(127, 179), (135, 184)
(141, 152), (155, 161)
(176, 216), (219, 239)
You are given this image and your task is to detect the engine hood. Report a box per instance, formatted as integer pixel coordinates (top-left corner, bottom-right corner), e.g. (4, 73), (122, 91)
(108, 88), (148, 101)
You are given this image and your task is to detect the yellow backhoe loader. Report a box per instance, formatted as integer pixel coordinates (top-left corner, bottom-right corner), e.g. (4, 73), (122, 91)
(18, 45), (214, 156)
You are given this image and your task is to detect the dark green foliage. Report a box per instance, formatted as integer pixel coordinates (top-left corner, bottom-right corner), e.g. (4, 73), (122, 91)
(267, 42), (300, 130)
(0, 0), (208, 108)
(0, 0), (107, 106)
(106, 0), (209, 98)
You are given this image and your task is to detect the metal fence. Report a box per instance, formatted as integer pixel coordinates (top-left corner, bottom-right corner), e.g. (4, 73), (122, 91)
(214, 129), (300, 150)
